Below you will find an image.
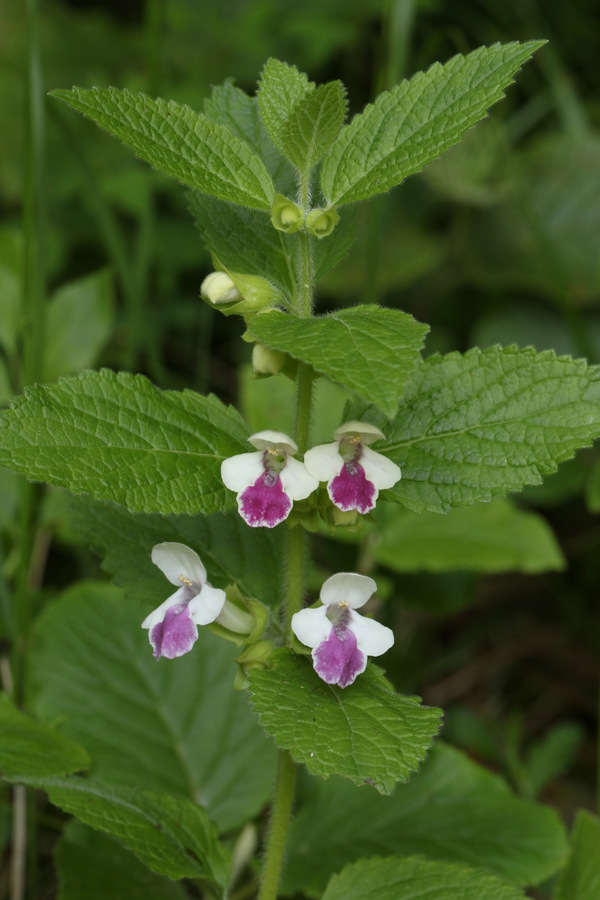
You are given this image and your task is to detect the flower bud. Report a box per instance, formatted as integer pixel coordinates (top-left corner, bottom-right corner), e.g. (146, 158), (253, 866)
(252, 343), (287, 376)
(305, 207), (339, 239)
(270, 192), (304, 233)
(201, 271), (241, 305)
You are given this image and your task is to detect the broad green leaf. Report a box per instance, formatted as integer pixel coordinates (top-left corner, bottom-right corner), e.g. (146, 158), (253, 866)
(12, 775), (230, 888)
(44, 269), (114, 382)
(204, 79), (294, 192)
(0, 227), (23, 355)
(72, 497), (284, 607)
(555, 811), (600, 900)
(249, 650), (441, 794)
(372, 499), (564, 573)
(321, 41), (544, 206)
(247, 306), (429, 418)
(31, 583), (276, 833)
(284, 742), (568, 896)
(56, 821), (186, 900)
(521, 722), (583, 800)
(0, 369), (250, 515)
(257, 58), (314, 158)
(322, 856), (526, 900)
(349, 346), (600, 514)
(188, 192), (299, 297)
(281, 80), (347, 176)
(51, 87), (274, 210)
(0, 694), (89, 779)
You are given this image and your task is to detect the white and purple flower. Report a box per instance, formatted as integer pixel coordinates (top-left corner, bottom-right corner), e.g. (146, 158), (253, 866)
(142, 542), (227, 660)
(304, 421), (401, 515)
(221, 431), (318, 528)
(291, 572), (394, 688)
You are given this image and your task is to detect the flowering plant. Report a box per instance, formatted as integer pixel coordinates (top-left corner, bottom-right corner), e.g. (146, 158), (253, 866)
(1, 34), (598, 900)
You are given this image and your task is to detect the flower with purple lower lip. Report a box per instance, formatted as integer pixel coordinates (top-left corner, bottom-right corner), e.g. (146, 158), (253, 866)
(303, 421), (401, 515)
(291, 572), (394, 688)
(142, 542), (227, 660)
(221, 431), (319, 528)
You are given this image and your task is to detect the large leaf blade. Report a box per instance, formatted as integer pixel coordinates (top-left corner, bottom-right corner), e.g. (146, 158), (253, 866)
(321, 41), (544, 206)
(0, 370), (250, 515)
(52, 87), (274, 210)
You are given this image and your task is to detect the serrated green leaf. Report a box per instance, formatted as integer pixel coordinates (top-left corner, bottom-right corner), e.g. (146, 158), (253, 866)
(321, 41), (544, 206)
(204, 79), (294, 192)
(51, 87), (274, 210)
(348, 346), (600, 514)
(72, 497), (284, 606)
(12, 775), (230, 888)
(56, 821), (187, 900)
(257, 58), (314, 158)
(44, 269), (114, 382)
(373, 499), (564, 573)
(0, 694), (89, 779)
(248, 650), (441, 794)
(322, 856), (526, 900)
(284, 742), (567, 896)
(555, 811), (600, 900)
(247, 306), (428, 417)
(188, 192), (299, 297)
(31, 583), (276, 832)
(282, 80), (347, 176)
(0, 370), (250, 515)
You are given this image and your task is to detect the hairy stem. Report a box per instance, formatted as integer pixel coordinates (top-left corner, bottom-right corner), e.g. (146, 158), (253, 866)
(257, 751), (296, 900)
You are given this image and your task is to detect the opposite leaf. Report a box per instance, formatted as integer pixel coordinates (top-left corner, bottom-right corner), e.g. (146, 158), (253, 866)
(51, 87), (274, 211)
(281, 80), (347, 177)
(0, 370), (250, 515)
(248, 649), (442, 795)
(0, 693), (89, 779)
(321, 40), (545, 206)
(350, 346), (600, 514)
(322, 856), (526, 900)
(247, 306), (428, 418)
(12, 775), (230, 889)
(257, 58), (314, 158)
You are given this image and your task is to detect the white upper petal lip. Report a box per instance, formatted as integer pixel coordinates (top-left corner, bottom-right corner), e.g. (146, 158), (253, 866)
(320, 572), (377, 610)
(151, 542), (207, 587)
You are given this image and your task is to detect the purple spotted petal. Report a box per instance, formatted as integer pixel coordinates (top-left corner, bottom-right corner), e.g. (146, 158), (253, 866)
(238, 472), (292, 527)
(329, 462), (377, 514)
(149, 602), (198, 660)
(312, 625), (366, 688)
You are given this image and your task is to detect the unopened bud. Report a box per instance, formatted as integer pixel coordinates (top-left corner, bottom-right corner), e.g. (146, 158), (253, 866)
(252, 343), (287, 376)
(201, 271), (241, 305)
(305, 207), (339, 239)
(271, 192), (304, 234)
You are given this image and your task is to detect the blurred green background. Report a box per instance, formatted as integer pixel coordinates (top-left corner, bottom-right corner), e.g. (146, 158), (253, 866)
(2, 0), (600, 841)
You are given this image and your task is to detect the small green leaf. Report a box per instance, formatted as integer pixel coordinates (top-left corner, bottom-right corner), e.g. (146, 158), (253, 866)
(349, 346), (600, 514)
(51, 87), (274, 210)
(0, 694), (89, 779)
(321, 41), (545, 206)
(247, 306), (428, 418)
(32, 583), (276, 833)
(257, 58), (314, 158)
(204, 78), (293, 190)
(0, 370), (250, 515)
(373, 499), (564, 573)
(282, 80), (347, 176)
(322, 856), (526, 900)
(284, 742), (568, 896)
(14, 775), (230, 887)
(555, 811), (600, 900)
(44, 269), (114, 381)
(248, 650), (441, 794)
(56, 821), (187, 900)
(73, 497), (285, 607)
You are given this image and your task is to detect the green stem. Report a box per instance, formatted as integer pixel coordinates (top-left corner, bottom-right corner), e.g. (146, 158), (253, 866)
(257, 750), (296, 900)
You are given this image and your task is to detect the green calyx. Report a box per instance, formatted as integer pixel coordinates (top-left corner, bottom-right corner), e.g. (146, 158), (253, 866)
(270, 192), (305, 233)
(305, 207), (339, 238)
